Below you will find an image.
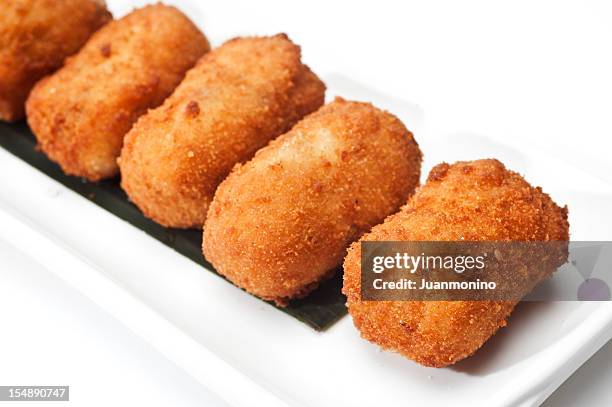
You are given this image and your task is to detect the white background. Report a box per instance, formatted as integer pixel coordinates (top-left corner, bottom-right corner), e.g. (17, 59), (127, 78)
(1, 0), (612, 406)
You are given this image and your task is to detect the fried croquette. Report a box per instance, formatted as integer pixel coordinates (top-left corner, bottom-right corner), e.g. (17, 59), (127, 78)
(0, 0), (111, 121)
(203, 98), (422, 305)
(26, 4), (210, 181)
(342, 159), (569, 367)
(118, 34), (326, 228)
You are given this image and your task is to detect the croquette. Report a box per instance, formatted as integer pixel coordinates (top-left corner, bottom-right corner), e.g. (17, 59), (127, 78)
(0, 0), (111, 121)
(26, 4), (210, 181)
(118, 34), (326, 228)
(203, 98), (422, 305)
(342, 159), (569, 367)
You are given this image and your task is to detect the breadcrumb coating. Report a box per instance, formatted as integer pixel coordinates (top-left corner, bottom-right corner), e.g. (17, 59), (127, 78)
(26, 4), (210, 180)
(342, 159), (569, 367)
(0, 0), (111, 121)
(119, 34), (326, 228)
(203, 98), (422, 304)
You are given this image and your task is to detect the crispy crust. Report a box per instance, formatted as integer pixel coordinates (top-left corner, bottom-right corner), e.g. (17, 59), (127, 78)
(118, 34), (326, 228)
(342, 159), (570, 367)
(203, 98), (422, 304)
(0, 0), (111, 121)
(26, 4), (210, 180)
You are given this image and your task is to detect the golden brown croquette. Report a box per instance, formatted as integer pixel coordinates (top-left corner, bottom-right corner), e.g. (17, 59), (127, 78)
(26, 4), (210, 181)
(342, 159), (569, 367)
(0, 0), (111, 121)
(118, 34), (326, 228)
(203, 98), (422, 305)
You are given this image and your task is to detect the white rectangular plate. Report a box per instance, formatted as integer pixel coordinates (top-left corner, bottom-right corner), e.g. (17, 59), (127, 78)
(1, 75), (611, 407)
